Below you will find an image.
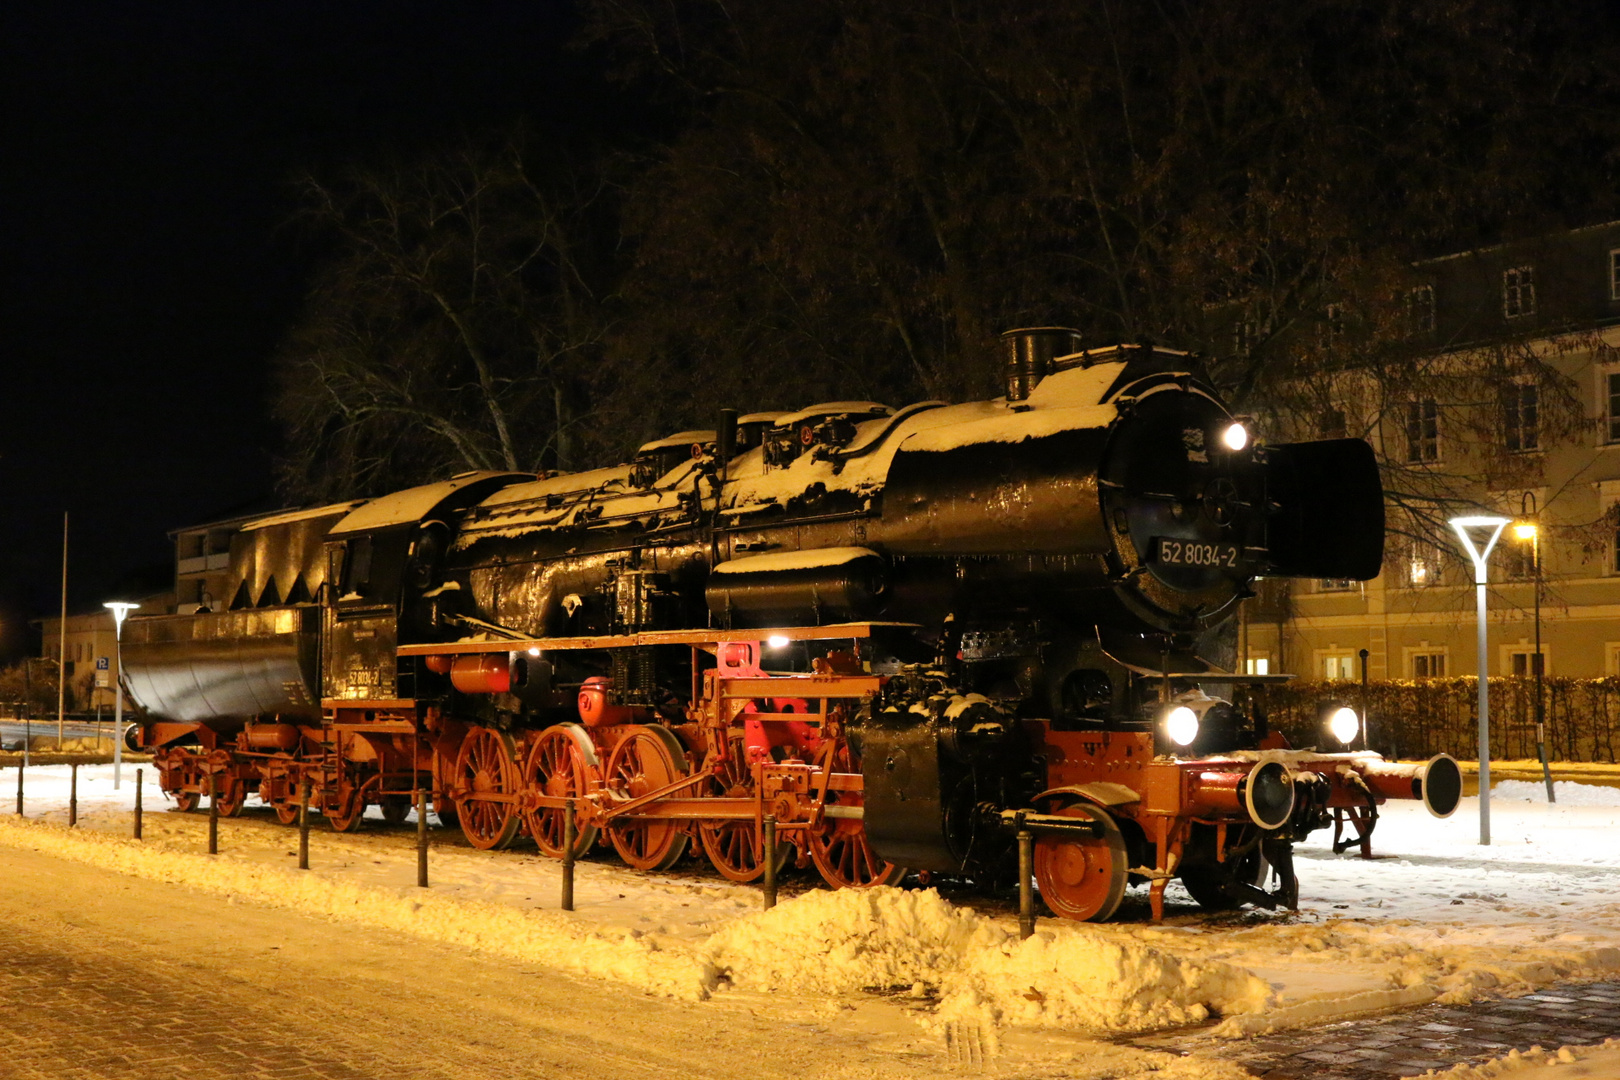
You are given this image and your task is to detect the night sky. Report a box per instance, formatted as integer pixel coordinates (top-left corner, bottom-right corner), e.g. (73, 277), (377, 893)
(0, 2), (606, 655)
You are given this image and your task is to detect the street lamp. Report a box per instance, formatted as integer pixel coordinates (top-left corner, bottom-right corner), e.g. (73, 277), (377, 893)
(1449, 515), (1510, 846)
(103, 601), (139, 790)
(1514, 494), (1555, 804)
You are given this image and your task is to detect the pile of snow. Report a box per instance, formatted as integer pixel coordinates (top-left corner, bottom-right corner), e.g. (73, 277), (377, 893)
(707, 886), (1271, 1034)
(1417, 1039), (1620, 1079)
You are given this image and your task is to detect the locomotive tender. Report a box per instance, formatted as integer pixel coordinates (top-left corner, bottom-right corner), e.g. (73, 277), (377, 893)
(124, 331), (1461, 921)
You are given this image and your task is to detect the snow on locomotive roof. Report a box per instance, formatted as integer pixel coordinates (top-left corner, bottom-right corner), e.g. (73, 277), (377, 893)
(772, 401), (894, 426)
(900, 404), (1117, 452)
(711, 546), (879, 574)
(239, 500), (365, 532)
(637, 430), (716, 454)
(476, 464), (635, 508)
(329, 472), (530, 536)
(719, 362), (1134, 515)
(736, 411), (786, 425)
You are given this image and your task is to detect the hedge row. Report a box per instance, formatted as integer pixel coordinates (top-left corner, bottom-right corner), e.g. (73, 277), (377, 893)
(1258, 677), (1620, 763)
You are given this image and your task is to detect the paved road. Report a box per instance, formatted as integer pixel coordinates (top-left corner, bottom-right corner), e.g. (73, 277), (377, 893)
(1136, 981), (1620, 1078)
(0, 845), (949, 1080)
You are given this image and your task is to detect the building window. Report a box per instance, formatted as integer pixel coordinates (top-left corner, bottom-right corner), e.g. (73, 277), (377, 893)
(1318, 407), (1347, 439)
(1244, 657), (1271, 675)
(1505, 647), (1545, 677)
(1405, 285), (1436, 335)
(1610, 249), (1620, 301)
(1317, 578), (1357, 592)
(1322, 654), (1357, 680)
(1410, 651), (1447, 679)
(1405, 398), (1440, 462)
(1502, 383), (1539, 452)
(1608, 643), (1620, 677)
(1606, 371), (1620, 444)
(1503, 266), (1536, 318)
(1405, 543), (1442, 588)
(1322, 303), (1346, 345)
(1502, 536), (1535, 580)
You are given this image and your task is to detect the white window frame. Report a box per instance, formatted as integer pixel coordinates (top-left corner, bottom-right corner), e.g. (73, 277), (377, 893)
(1607, 643), (1620, 677)
(1603, 367), (1620, 445)
(1316, 651), (1357, 680)
(1601, 479), (1620, 575)
(1405, 284), (1436, 335)
(1503, 265), (1537, 319)
(1610, 248), (1620, 301)
(1405, 646), (1449, 679)
(1404, 398), (1441, 463)
(1502, 381), (1539, 453)
(1501, 643), (1548, 678)
(1316, 578), (1358, 593)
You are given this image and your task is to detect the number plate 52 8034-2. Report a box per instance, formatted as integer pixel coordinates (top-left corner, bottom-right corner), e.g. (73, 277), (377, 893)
(1154, 537), (1240, 568)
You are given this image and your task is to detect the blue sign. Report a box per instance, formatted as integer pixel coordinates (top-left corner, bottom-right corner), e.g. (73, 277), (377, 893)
(96, 656), (109, 670)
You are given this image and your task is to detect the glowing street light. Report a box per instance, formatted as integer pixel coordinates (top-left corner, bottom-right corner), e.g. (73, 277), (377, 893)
(104, 601), (139, 789)
(1449, 515), (1510, 846)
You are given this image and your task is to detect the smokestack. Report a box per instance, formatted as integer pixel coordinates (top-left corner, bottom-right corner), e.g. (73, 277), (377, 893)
(1002, 327), (1084, 401)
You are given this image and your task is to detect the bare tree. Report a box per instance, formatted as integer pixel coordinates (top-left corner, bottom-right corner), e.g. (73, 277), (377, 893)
(273, 132), (621, 502)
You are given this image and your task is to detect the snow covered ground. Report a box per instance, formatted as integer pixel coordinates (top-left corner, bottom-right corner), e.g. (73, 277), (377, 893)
(3, 761), (1619, 1077)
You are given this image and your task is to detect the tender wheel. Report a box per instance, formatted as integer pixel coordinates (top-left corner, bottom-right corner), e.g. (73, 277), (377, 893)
(210, 780), (246, 818)
(809, 743), (906, 889)
(327, 790), (366, 832)
(455, 727), (522, 850)
(274, 801), (301, 826)
(172, 790), (200, 813)
(523, 724), (601, 859)
(1033, 802), (1128, 922)
(604, 726), (690, 871)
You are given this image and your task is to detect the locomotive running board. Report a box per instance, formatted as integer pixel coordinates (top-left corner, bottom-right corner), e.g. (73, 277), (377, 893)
(395, 621), (920, 657)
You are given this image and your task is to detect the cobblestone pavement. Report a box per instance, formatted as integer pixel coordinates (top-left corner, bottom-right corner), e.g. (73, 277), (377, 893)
(1138, 980), (1620, 1078)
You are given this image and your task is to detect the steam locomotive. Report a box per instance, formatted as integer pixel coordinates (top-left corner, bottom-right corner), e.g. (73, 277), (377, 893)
(123, 331), (1460, 921)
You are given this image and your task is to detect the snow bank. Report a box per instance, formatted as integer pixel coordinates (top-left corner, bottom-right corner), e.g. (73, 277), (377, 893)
(0, 814), (715, 1000)
(1416, 1039), (1620, 1079)
(1493, 779), (1620, 807)
(705, 887), (1271, 1034)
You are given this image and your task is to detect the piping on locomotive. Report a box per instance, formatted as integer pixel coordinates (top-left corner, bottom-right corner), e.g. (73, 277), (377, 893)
(122, 332), (1461, 921)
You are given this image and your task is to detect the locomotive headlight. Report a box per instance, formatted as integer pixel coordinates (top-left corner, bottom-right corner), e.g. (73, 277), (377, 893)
(1221, 422), (1249, 452)
(766, 634), (791, 649)
(1163, 705), (1200, 747)
(1324, 704), (1360, 746)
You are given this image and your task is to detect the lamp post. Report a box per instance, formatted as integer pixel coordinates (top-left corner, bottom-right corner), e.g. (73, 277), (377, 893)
(1450, 515), (1511, 846)
(103, 602), (139, 789)
(1514, 495), (1555, 804)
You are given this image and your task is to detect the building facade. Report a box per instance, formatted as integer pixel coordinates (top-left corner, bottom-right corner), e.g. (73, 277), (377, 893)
(1249, 222), (1620, 680)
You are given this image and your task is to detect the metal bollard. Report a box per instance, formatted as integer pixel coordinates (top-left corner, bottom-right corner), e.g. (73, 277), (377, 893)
(763, 815), (779, 910)
(14, 761), (20, 816)
(1017, 814), (1035, 940)
(207, 775), (219, 855)
(133, 768), (143, 839)
(416, 787), (429, 888)
(298, 782), (310, 870)
(561, 798), (576, 912)
(69, 763), (77, 827)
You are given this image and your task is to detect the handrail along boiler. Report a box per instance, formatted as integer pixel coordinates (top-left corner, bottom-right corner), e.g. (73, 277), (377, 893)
(122, 331), (1460, 919)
